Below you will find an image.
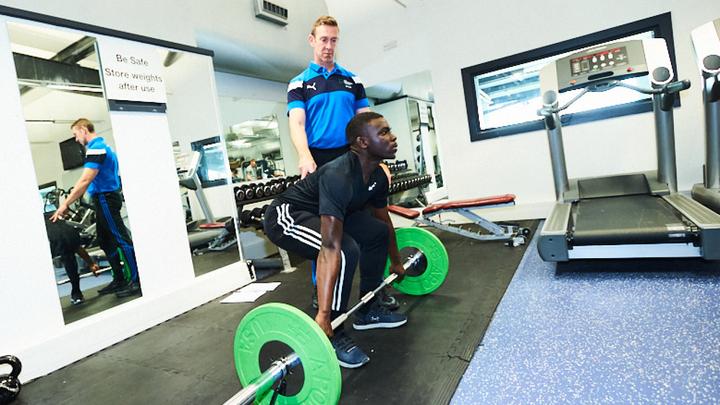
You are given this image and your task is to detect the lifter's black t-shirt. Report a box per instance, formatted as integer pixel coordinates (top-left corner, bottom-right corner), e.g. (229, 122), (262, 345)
(277, 152), (388, 221)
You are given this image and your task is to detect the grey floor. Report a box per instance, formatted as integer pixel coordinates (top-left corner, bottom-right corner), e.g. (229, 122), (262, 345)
(452, 229), (720, 404)
(17, 223), (534, 405)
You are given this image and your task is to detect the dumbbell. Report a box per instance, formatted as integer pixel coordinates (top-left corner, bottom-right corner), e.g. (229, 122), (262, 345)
(254, 185), (265, 198)
(226, 228), (448, 405)
(0, 355), (22, 404)
(235, 186), (246, 203)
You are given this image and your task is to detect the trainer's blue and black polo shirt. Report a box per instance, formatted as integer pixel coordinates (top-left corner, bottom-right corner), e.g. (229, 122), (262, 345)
(287, 62), (370, 149)
(84, 137), (121, 196)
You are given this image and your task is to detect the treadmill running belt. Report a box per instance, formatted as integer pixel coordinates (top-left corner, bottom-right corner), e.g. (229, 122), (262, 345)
(572, 195), (696, 245)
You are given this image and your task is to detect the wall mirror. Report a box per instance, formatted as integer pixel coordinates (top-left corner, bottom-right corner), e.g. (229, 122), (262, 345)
(367, 70), (447, 204)
(8, 21), (143, 323)
(217, 97), (296, 267)
(162, 50), (243, 276)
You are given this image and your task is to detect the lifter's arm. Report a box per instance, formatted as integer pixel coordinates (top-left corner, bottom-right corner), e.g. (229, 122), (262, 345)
(372, 206), (405, 278)
(315, 214), (344, 337)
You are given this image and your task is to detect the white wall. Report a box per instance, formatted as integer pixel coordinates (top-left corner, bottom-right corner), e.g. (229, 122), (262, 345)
(328, 0), (720, 219)
(0, 0), (327, 81)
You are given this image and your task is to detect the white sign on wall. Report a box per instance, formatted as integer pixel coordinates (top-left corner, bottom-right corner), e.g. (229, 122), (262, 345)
(97, 38), (167, 103)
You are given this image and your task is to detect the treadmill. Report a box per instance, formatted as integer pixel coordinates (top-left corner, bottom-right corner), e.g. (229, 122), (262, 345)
(536, 38), (720, 262)
(690, 18), (720, 213)
(176, 151), (225, 249)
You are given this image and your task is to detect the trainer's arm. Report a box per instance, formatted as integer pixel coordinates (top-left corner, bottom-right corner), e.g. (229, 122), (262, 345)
(50, 168), (98, 222)
(315, 214), (344, 336)
(289, 108), (316, 178)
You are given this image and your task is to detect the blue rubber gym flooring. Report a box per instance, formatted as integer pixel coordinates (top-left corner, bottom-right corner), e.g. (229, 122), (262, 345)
(452, 228), (720, 404)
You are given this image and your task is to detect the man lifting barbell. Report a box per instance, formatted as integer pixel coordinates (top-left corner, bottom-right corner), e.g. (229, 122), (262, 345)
(263, 112), (406, 369)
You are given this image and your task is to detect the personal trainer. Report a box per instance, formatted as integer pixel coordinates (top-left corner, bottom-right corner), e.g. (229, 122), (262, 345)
(263, 112), (406, 368)
(287, 15), (398, 310)
(50, 118), (140, 298)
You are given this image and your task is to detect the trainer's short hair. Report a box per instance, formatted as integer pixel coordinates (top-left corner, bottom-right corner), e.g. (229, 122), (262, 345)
(71, 118), (94, 133)
(311, 15), (338, 36)
(346, 112), (383, 145)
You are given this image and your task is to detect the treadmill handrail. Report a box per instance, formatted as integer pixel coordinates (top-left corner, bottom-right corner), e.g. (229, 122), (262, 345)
(538, 79), (691, 116)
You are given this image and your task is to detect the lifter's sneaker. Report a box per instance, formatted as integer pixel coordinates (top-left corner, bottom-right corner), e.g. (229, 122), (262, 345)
(330, 331), (370, 369)
(352, 302), (407, 330)
(377, 286), (399, 311)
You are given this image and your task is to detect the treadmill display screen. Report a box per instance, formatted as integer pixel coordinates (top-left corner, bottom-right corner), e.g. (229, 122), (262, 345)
(570, 47), (628, 77)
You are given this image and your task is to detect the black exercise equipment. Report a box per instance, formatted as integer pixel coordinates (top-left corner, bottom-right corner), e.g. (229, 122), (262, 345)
(0, 355), (21, 404)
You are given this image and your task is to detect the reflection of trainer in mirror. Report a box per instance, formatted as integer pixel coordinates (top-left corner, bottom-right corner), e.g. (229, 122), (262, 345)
(44, 218), (100, 305)
(50, 119), (141, 298)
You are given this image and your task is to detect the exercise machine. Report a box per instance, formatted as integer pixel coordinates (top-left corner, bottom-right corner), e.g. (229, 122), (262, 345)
(690, 18), (720, 213)
(537, 38), (720, 261)
(389, 194), (529, 246)
(176, 151), (236, 252)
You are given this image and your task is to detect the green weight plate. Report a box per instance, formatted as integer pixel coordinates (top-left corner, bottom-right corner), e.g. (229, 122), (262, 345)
(385, 227), (449, 295)
(234, 303), (341, 404)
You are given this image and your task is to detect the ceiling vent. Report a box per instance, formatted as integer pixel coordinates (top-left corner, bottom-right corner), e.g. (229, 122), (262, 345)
(254, 0), (288, 26)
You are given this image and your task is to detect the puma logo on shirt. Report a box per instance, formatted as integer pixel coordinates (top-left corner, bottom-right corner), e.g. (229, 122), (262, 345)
(368, 182), (377, 191)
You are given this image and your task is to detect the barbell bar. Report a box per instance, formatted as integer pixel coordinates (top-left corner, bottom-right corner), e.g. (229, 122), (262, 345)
(226, 227), (449, 405)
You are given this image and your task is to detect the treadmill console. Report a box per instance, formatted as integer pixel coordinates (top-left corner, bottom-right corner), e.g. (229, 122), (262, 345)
(690, 18), (720, 75)
(176, 151), (200, 181)
(555, 40), (648, 92)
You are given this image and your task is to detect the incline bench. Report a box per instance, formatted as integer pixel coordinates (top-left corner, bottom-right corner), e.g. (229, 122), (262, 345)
(388, 194), (529, 247)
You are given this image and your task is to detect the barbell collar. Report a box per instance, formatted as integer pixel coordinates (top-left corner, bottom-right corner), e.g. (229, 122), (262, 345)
(224, 352), (300, 405)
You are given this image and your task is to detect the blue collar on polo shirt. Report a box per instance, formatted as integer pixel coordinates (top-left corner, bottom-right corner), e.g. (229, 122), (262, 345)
(308, 61), (349, 79)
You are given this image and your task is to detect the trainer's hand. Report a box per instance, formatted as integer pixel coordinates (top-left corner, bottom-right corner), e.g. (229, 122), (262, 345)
(389, 262), (405, 281)
(315, 312), (333, 337)
(89, 263), (100, 276)
(50, 204), (69, 222)
(298, 155), (317, 179)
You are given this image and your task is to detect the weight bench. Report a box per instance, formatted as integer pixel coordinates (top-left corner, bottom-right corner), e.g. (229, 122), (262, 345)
(388, 194), (529, 247)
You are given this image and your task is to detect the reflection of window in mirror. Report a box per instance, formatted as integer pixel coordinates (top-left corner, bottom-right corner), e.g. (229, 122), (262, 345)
(225, 113), (286, 183)
(8, 21), (142, 324)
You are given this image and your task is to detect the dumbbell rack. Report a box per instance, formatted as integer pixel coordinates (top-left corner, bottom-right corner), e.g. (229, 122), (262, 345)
(235, 175), (302, 275)
(384, 159), (434, 203)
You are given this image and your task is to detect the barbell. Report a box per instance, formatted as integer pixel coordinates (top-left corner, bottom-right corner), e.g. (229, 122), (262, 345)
(225, 227), (449, 405)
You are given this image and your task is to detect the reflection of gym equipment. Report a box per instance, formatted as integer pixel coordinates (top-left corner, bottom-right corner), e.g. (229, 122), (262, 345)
(690, 18), (720, 213)
(537, 38), (720, 262)
(224, 228), (448, 405)
(389, 194), (529, 246)
(42, 185), (97, 248)
(374, 97), (446, 204)
(176, 151), (237, 253)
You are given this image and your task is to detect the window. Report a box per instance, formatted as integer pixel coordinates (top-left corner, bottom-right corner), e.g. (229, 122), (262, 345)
(461, 13), (677, 141)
